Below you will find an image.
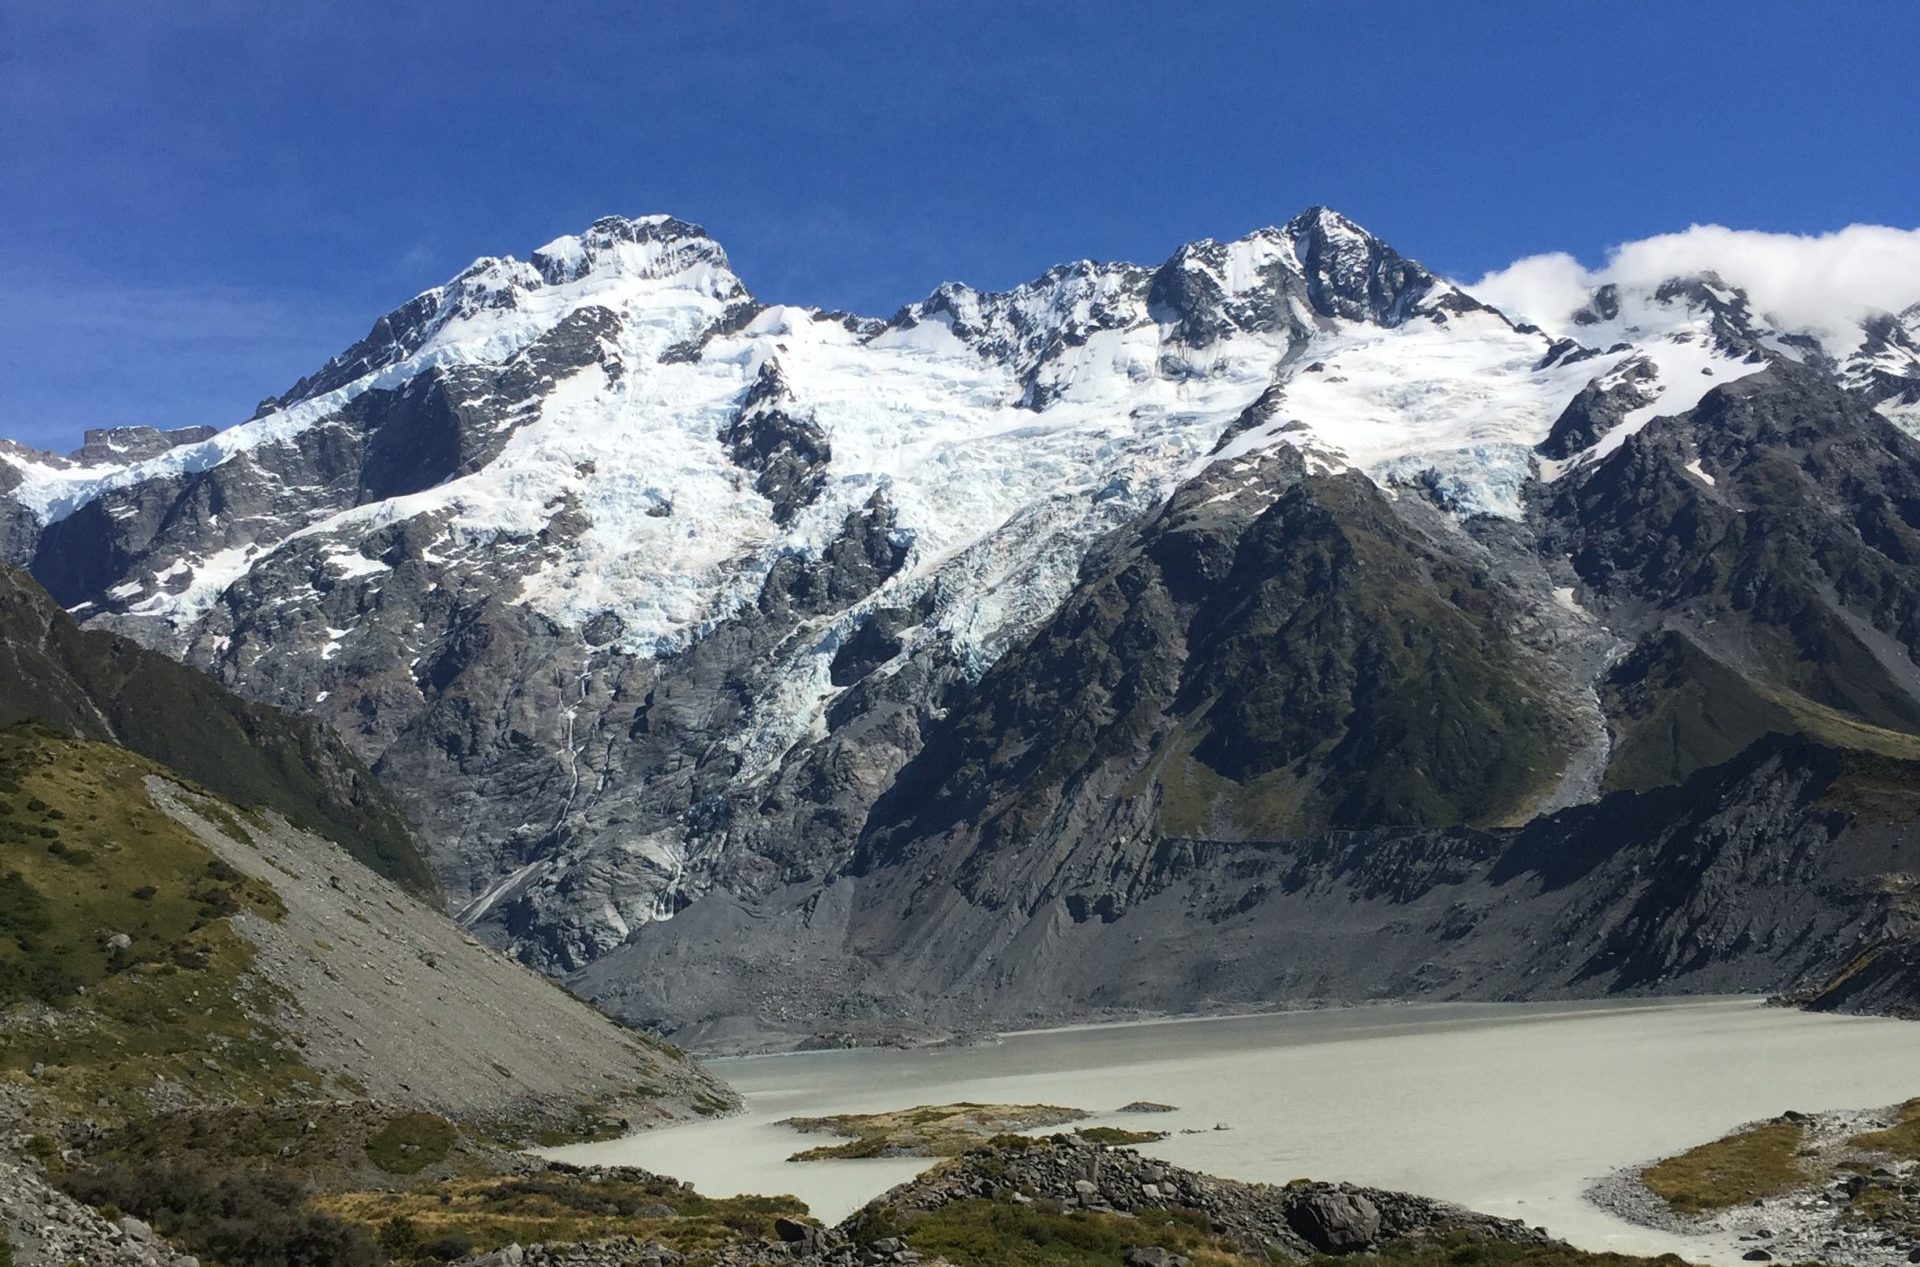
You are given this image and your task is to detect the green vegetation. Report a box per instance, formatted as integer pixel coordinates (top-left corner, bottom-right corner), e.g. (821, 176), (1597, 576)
(1314, 1233), (1692, 1266)
(1603, 631), (1920, 793)
(865, 1200), (1689, 1267)
(81, 1103), (489, 1189)
(1147, 477), (1571, 837)
(1640, 1118), (1808, 1214)
(524, 1095), (647, 1147)
(1072, 1126), (1166, 1146)
(367, 1111), (461, 1175)
(316, 1172), (808, 1260)
(1850, 1097), (1920, 1160)
(783, 1103), (1088, 1161)
(691, 1089), (735, 1118)
(879, 1198), (1248, 1267)
(0, 726), (329, 1114)
(64, 1160), (381, 1267)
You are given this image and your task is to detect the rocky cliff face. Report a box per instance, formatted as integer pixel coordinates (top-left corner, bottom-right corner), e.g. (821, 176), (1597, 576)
(8, 207), (1920, 1038)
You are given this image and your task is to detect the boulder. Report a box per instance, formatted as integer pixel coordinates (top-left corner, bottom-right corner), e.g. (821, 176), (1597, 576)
(1285, 1189), (1381, 1254)
(1122, 1248), (1188, 1267)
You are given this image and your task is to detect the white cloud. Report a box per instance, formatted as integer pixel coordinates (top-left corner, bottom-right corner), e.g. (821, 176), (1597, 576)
(1470, 224), (1920, 350)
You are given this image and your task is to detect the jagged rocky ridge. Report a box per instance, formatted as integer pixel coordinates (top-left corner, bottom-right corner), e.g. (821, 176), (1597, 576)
(6, 209), (1920, 1041)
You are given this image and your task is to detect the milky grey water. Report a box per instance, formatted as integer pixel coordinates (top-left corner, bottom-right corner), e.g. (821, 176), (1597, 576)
(547, 999), (1920, 1264)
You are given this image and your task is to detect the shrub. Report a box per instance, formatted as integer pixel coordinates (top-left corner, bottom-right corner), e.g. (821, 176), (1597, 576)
(366, 1112), (458, 1175)
(379, 1216), (421, 1257)
(62, 1160), (380, 1267)
(420, 1234), (475, 1262)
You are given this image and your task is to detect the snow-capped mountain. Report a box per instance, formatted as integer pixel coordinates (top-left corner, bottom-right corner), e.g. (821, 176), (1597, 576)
(8, 207), (1920, 1040)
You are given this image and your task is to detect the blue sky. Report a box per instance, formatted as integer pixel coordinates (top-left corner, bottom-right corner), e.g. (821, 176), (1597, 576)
(4, 1), (1917, 452)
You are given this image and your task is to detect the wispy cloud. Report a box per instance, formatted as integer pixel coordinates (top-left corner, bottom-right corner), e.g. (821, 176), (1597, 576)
(1472, 224), (1920, 347)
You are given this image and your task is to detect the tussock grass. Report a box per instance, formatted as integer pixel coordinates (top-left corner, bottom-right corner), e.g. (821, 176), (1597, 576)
(782, 1102), (1087, 1161)
(1640, 1119), (1808, 1213)
(317, 1173), (807, 1258)
(882, 1198), (1249, 1267)
(0, 725), (326, 1115)
(1073, 1126), (1166, 1145)
(1850, 1097), (1920, 1161)
(1328, 1234), (1691, 1265)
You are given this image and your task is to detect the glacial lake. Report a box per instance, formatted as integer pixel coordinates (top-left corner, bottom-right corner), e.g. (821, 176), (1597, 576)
(547, 998), (1920, 1265)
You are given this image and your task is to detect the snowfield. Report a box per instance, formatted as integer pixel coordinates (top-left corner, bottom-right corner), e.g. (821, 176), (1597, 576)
(5, 209), (1886, 668)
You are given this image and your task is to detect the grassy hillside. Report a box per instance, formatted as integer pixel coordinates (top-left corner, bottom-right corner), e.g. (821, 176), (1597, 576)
(0, 565), (434, 897)
(0, 723), (333, 1110)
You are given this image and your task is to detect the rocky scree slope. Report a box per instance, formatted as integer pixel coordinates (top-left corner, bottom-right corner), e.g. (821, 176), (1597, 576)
(0, 724), (732, 1141)
(8, 210), (1920, 1040)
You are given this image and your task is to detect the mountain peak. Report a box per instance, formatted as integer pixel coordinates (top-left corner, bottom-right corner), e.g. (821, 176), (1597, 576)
(1283, 203), (1373, 245)
(530, 213), (734, 286)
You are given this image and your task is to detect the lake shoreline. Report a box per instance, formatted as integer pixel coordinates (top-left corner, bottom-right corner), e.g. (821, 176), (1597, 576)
(554, 998), (1920, 1266)
(695, 990), (1782, 1062)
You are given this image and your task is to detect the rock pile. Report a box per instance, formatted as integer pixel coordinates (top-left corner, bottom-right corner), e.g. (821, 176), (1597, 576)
(850, 1133), (1551, 1260)
(0, 1155), (201, 1267)
(457, 1137), (1557, 1267)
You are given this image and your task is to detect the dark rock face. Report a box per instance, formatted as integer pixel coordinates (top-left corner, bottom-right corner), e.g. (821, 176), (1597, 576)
(1544, 363), (1920, 778)
(467, 1137), (1556, 1267)
(580, 730), (1918, 1042)
(855, 448), (1578, 919)
(1796, 936), (1920, 1019)
(1651, 273), (1774, 357)
(1848, 306), (1920, 418)
(1536, 356), (1658, 459)
(69, 425), (216, 465)
(723, 362), (831, 526)
(0, 447), (44, 565)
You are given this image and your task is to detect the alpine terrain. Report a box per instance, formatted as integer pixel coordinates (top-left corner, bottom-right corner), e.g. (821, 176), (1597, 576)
(7, 208), (1920, 1045)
